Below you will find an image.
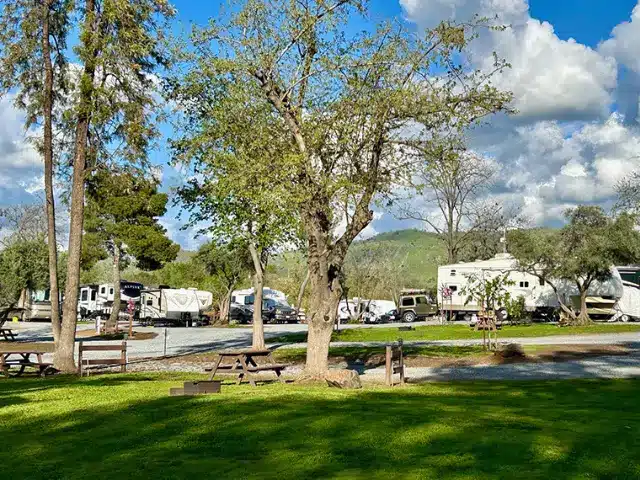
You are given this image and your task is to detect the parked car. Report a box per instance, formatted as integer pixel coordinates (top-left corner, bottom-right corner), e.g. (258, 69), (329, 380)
(229, 303), (253, 323)
(397, 290), (438, 322)
(262, 299), (298, 324)
(377, 309), (398, 323)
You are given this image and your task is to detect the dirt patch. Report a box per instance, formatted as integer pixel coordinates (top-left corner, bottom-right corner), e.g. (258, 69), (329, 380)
(530, 344), (630, 362)
(75, 331), (158, 341)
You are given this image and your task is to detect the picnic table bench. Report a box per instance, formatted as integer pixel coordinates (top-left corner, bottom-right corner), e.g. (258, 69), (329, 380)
(206, 349), (288, 387)
(0, 350), (56, 377)
(0, 318), (17, 341)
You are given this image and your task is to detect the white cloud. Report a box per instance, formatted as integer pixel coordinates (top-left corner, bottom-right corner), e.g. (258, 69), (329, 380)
(600, 4), (640, 74)
(401, 0), (617, 120)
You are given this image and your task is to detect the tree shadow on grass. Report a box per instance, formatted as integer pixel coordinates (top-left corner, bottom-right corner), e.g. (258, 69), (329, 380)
(1, 377), (640, 479)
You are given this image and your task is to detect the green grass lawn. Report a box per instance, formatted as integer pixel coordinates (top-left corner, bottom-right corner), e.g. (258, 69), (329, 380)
(327, 323), (640, 343)
(2, 374), (640, 479)
(269, 323), (640, 345)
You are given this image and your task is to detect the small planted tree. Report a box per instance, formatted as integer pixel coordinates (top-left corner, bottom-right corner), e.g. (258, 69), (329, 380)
(83, 168), (179, 330)
(196, 242), (252, 325)
(510, 206), (640, 325)
(461, 271), (513, 349)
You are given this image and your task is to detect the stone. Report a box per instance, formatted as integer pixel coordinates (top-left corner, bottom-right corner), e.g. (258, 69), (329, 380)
(325, 369), (362, 389)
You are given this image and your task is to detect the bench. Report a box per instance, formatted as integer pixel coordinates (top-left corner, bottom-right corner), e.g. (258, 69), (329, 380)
(78, 341), (127, 376)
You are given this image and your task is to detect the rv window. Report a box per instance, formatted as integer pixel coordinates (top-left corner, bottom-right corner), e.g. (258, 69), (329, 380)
(109, 288), (114, 295)
(91, 291), (96, 301)
(449, 285), (458, 293)
(519, 281), (530, 288)
(146, 299), (153, 306)
(450, 269), (456, 276)
(245, 295), (255, 305)
(100, 287), (105, 294)
(416, 296), (429, 305)
(231, 296), (236, 303)
(401, 297), (415, 307)
(81, 290), (88, 302)
(44, 290), (50, 301)
(539, 278), (544, 286)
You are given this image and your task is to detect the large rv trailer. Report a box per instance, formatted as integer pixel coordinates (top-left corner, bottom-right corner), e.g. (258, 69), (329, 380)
(437, 253), (625, 320)
(8, 288), (60, 321)
(77, 281), (143, 319)
(140, 287), (213, 326)
(231, 287), (288, 306)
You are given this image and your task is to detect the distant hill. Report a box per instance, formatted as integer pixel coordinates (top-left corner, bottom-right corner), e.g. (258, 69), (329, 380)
(357, 229), (447, 287)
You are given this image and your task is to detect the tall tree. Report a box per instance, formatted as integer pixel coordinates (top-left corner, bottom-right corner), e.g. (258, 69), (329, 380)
(83, 168), (179, 329)
(395, 142), (507, 264)
(181, 0), (512, 374)
(510, 207), (640, 325)
(171, 84), (300, 349)
(0, 0), (70, 342)
(55, 0), (175, 372)
(0, 237), (50, 308)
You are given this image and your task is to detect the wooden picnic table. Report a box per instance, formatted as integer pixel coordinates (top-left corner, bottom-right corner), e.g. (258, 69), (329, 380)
(0, 318), (17, 341)
(0, 350), (55, 377)
(206, 349), (288, 387)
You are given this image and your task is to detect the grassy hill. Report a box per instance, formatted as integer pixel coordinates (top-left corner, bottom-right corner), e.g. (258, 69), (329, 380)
(356, 229), (446, 286)
(267, 229), (447, 303)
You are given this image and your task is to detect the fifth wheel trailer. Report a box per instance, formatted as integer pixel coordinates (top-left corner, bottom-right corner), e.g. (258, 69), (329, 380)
(140, 287), (213, 326)
(437, 253), (625, 320)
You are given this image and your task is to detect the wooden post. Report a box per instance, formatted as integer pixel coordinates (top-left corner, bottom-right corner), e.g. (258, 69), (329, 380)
(398, 339), (405, 385)
(78, 341), (84, 376)
(121, 340), (127, 373)
(128, 313), (133, 338)
(163, 328), (168, 357)
(385, 344), (392, 386)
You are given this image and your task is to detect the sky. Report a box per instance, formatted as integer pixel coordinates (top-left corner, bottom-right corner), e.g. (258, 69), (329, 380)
(3, 0), (640, 249)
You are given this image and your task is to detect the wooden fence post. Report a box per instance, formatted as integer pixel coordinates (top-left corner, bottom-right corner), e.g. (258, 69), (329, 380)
(385, 344), (392, 386)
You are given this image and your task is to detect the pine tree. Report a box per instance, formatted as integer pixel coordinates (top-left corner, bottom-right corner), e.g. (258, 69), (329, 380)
(83, 168), (179, 329)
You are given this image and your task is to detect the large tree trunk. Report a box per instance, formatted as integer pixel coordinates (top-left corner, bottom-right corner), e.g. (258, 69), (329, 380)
(217, 288), (232, 325)
(304, 228), (343, 376)
(42, 0), (61, 343)
(294, 268), (310, 318)
(54, 0), (98, 373)
(248, 242), (265, 350)
(251, 273), (265, 349)
(107, 244), (121, 330)
(575, 289), (592, 326)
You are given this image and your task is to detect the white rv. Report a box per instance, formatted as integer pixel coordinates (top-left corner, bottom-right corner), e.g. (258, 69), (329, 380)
(231, 287), (289, 306)
(336, 298), (397, 323)
(78, 281), (143, 319)
(437, 253), (625, 320)
(140, 287), (213, 326)
(7, 288), (60, 321)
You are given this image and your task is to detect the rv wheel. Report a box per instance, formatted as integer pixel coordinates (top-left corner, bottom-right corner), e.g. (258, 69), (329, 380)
(403, 311), (416, 323)
(621, 314), (630, 323)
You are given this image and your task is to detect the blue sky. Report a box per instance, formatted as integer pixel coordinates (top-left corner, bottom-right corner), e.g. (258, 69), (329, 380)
(4, 0), (640, 249)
